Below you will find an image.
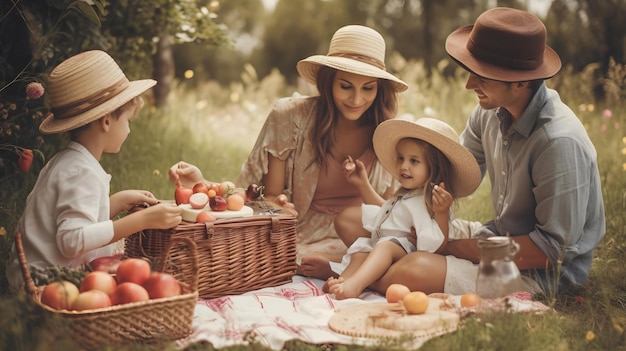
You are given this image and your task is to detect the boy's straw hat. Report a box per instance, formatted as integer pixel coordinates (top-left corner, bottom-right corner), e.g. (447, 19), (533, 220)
(296, 25), (408, 92)
(39, 50), (156, 134)
(373, 118), (481, 197)
(445, 7), (561, 82)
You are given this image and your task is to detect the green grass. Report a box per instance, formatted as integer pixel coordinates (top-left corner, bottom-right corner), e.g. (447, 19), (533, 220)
(1, 59), (625, 350)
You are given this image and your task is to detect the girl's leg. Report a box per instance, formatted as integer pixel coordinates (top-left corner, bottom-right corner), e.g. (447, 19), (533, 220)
(329, 241), (406, 299)
(370, 251), (447, 295)
(299, 206), (369, 280)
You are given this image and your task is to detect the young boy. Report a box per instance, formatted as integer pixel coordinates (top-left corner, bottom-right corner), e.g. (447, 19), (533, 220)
(7, 50), (182, 292)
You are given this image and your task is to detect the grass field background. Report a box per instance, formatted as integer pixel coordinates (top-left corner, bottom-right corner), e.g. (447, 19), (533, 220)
(1, 58), (624, 350)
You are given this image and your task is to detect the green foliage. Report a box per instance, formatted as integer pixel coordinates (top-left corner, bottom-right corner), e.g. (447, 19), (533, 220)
(4, 58), (624, 350)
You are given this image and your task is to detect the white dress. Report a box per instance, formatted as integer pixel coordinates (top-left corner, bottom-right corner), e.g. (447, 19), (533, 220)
(336, 189), (445, 270)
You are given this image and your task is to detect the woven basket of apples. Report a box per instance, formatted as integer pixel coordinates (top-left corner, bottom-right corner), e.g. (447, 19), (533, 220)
(16, 231), (199, 350)
(125, 181), (297, 299)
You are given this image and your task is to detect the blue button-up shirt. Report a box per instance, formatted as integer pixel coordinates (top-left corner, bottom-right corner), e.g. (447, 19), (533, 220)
(460, 83), (606, 292)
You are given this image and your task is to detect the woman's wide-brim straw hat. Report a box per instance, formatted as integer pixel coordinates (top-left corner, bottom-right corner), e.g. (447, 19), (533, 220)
(373, 118), (481, 198)
(445, 7), (561, 82)
(39, 50), (156, 134)
(296, 25), (408, 92)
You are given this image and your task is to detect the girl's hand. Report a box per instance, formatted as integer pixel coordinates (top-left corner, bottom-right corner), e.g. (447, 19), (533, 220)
(342, 156), (369, 188)
(168, 161), (204, 188)
(431, 182), (453, 214)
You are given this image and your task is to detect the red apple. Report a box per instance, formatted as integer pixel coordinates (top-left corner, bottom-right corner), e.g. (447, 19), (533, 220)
(40, 280), (80, 310)
(192, 182), (210, 195)
(116, 258), (151, 285)
(209, 195), (228, 211)
(174, 186), (193, 205)
(89, 254), (123, 274)
(142, 272), (181, 299)
(72, 289), (112, 311)
(110, 282), (150, 305)
(80, 271), (117, 295)
(189, 192), (209, 209)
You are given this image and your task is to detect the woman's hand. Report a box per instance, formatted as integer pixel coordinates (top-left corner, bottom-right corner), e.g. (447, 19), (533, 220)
(168, 161), (204, 188)
(264, 193), (298, 217)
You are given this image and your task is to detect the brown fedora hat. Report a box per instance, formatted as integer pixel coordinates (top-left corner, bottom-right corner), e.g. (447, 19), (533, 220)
(445, 7), (561, 82)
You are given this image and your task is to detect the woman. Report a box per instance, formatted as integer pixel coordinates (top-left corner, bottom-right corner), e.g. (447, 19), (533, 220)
(169, 25), (408, 266)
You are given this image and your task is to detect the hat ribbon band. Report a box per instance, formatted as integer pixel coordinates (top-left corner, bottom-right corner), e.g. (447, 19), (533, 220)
(51, 78), (129, 119)
(329, 53), (386, 71)
(467, 39), (540, 71)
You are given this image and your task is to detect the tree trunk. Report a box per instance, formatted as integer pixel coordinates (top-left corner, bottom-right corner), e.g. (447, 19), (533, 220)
(152, 32), (174, 108)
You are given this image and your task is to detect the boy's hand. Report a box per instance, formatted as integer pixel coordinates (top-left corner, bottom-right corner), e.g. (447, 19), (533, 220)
(111, 190), (159, 215)
(168, 161), (204, 188)
(140, 202), (182, 229)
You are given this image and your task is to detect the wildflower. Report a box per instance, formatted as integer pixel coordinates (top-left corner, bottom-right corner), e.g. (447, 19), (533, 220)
(587, 104), (595, 112)
(0, 227), (6, 236)
(585, 330), (595, 342)
(623, 163), (626, 171)
(575, 296), (585, 303)
(152, 169), (161, 176)
(602, 109), (612, 119)
(26, 82), (45, 100)
(622, 147), (626, 156)
(614, 122), (620, 130)
(18, 149), (34, 173)
(600, 124), (607, 133)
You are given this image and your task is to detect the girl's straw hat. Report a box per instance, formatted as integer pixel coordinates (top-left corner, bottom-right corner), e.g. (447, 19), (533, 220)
(373, 118), (481, 197)
(296, 25), (408, 92)
(39, 50), (156, 134)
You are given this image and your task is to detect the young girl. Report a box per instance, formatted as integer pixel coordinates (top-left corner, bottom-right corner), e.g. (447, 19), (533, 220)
(326, 117), (481, 299)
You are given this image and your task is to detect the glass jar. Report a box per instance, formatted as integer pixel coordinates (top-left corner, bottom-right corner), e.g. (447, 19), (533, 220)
(476, 236), (524, 299)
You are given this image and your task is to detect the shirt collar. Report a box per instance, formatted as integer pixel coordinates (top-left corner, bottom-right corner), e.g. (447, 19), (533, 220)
(395, 187), (423, 199)
(497, 82), (548, 138)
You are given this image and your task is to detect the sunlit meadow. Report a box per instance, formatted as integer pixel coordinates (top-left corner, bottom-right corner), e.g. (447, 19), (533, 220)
(1, 57), (624, 351)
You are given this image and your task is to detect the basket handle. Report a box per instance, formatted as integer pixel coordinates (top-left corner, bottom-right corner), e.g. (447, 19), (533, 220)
(15, 230), (38, 297)
(269, 216), (282, 244)
(161, 237), (199, 292)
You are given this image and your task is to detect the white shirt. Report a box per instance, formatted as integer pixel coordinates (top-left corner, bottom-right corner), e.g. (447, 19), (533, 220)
(7, 141), (115, 291)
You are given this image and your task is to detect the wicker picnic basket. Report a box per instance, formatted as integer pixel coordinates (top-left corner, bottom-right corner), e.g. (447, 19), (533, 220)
(17, 230), (199, 350)
(125, 212), (298, 299)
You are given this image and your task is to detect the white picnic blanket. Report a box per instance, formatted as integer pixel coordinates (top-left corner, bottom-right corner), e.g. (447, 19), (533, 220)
(176, 275), (549, 350)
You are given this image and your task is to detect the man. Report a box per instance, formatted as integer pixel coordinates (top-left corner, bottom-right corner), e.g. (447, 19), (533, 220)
(302, 7), (605, 297)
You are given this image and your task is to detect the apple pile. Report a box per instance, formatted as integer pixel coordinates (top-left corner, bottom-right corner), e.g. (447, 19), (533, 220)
(40, 258), (182, 311)
(174, 180), (249, 222)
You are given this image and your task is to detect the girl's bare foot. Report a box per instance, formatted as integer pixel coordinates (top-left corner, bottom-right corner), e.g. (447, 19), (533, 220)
(327, 277), (362, 300)
(298, 253), (337, 280)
